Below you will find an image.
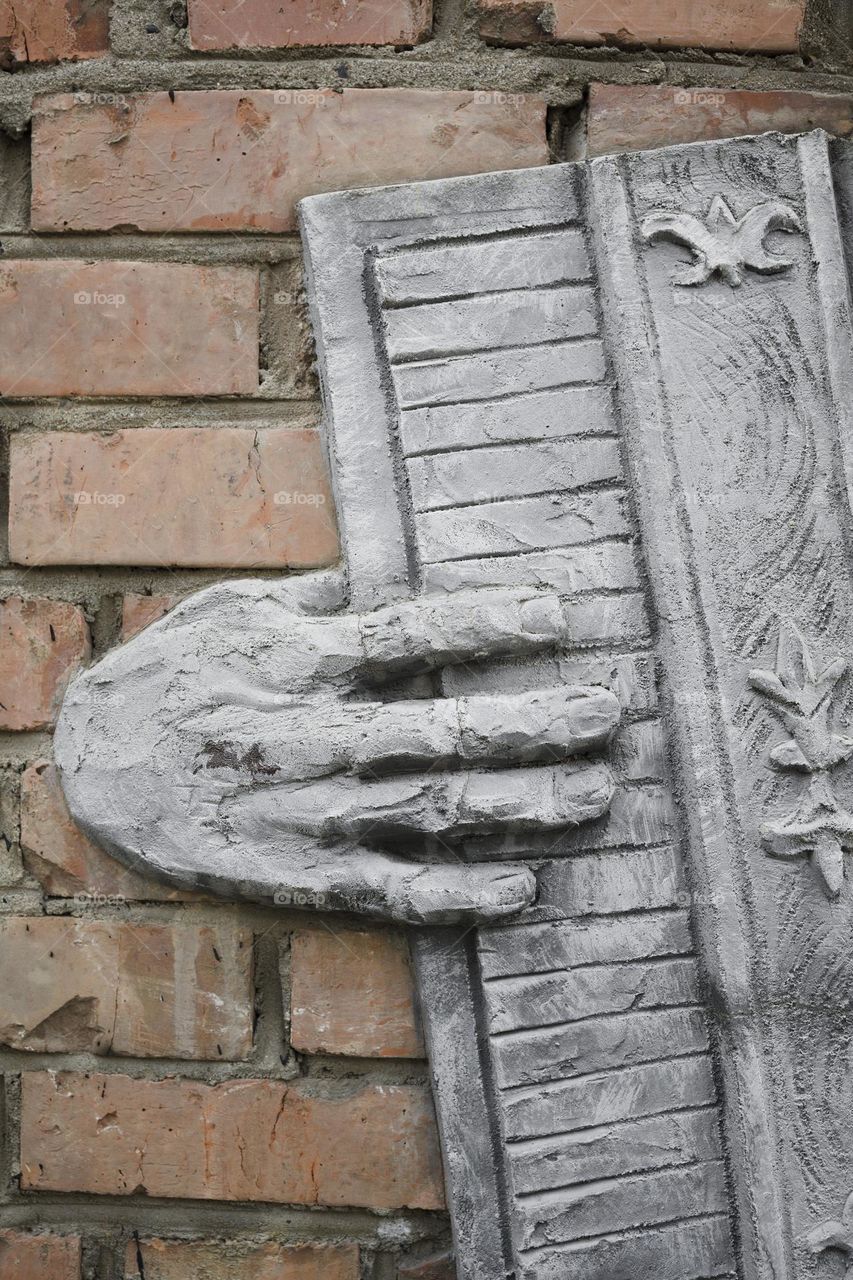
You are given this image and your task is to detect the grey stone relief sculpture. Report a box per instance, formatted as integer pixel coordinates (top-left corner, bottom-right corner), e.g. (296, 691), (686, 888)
(56, 130), (853, 1280)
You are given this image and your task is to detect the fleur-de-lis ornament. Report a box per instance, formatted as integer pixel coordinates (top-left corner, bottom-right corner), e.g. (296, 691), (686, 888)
(642, 195), (802, 287)
(749, 623), (853, 898)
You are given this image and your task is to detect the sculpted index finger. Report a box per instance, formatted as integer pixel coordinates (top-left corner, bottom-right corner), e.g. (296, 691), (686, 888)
(358, 588), (568, 676)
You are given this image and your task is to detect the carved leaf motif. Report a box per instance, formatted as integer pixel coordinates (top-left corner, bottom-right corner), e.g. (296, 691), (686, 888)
(775, 621), (847, 714)
(761, 778), (853, 898)
(748, 623), (852, 771)
(751, 624), (853, 898)
(642, 195), (802, 287)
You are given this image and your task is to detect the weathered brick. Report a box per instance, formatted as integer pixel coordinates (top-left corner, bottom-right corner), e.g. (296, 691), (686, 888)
(21, 760), (198, 901)
(31, 89), (548, 233)
(126, 1238), (360, 1280)
(0, 1230), (81, 1279)
(22, 1072), (444, 1209)
(188, 0), (430, 49)
(0, 0), (109, 63)
(9, 428), (338, 569)
(0, 598), (89, 731)
(122, 593), (180, 640)
(0, 917), (254, 1058)
(587, 83), (853, 155)
(291, 926), (424, 1059)
(477, 0), (804, 50)
(0, 260), (258, 397)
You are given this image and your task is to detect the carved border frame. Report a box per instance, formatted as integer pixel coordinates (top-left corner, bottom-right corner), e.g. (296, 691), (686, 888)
(591, 132), (853, 1280)
(300, 164), (586, 1277)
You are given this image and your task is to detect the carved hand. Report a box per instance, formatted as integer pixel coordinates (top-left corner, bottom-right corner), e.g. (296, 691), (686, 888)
(55, 572), (619, 925)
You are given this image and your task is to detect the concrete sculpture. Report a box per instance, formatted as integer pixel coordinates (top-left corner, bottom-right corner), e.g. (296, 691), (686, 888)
(56, 130), (853, 1280)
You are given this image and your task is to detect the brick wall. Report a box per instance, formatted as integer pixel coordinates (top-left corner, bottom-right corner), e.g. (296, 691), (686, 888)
(0, 1), (849, 1276)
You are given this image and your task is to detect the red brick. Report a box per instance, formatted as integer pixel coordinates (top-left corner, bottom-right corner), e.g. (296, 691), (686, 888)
(291, 926), (424, 1059)
(0, 0), (108, 63)
(31, 89), (548, 234)
(21, 1072), (445, 1210)
(0, 917), (254, 1058)
(126, 1239), (359, 1280)
(21, 760), (199, 901)
(9, 428), (338, 569)
(122, 593), (180, 640)
(0, 598), (89, 731)
(477, 0), (804, 50)
(0, 260), (258, 397)
(587, 83), (853, 155)
(0, 1230), (81, 1279)
(188, 0), (429, 49)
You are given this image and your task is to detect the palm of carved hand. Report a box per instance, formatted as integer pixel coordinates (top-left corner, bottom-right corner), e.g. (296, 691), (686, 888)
(55, 573), (619, 925)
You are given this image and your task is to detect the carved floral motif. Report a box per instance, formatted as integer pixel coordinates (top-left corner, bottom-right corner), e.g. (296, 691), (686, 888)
(642, 195), (802, 287)
(749, 624), (853, 897)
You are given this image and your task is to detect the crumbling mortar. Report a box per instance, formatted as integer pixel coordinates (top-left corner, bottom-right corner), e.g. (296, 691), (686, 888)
(247, 920), (294, 1072)
(0, 1040), (428, 1085)
(0, 232), (303, 263)
(0, 1200), (447, 1249)
(0, 51), (852, 134)
(1, 1074), (20, 1197)
(1, 398), (318, 425)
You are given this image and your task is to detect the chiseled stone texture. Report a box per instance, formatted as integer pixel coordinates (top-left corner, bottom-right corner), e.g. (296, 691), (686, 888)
(187, 0), (431, 49)
(0, 0), (109, 63)
(9, 429), (338, 568)
(126, 1238), (360, 1279)
(0, 260), (259, 397)
(290, 925), (425, 1058)
(477, 0), (805, 49)
(588, 83), (853, 155)
(21, 1072), (445, 1209)
(0, 598), (89, 731)
(0, 1230), (81, 1279)
(0, 917), (254, 1058)
(21, 760), (198, 901)
(31, 90), (549, 233)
